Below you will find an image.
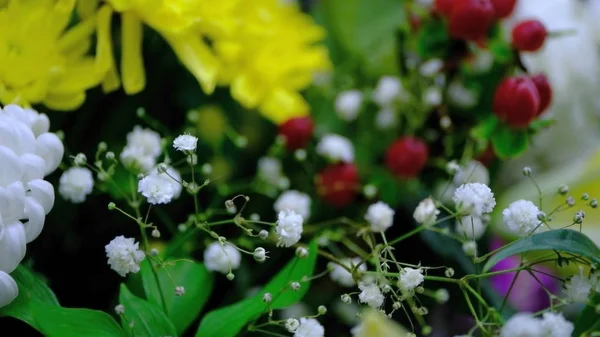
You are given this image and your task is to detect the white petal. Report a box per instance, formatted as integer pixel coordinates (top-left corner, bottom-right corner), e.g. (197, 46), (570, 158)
(0, 270), (18, 308)
(0, 182), (26, 223)
(0, 222), (26, 273)
(0, 146), (23, 187)
(23, 197), (45, 243)
(35, 133), (64, 175)
(27, 180), (55, 215)
(20, 154), (46, 183)
(0, 117), (36, 155)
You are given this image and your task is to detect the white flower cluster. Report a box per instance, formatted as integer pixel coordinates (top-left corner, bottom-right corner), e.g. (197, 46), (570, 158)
(373, 76), (405, 130)
(329, 257), (367, 287)
(0, 105), (64, 307)
(276, 210), (304, 247)
(105, 236), (145, 277)
(500, 312), (573, 337)
(398, 267), (424, 292)
(138, 165), (182, 205)
(316, 134), (354, 163)
(257, 156), (289, 189)
(274, 190), (311, 220)
(293, 318), (325, 337)
(413, 197), (439, 226)
(335, 90), (363, 121)
(365, 201), (395, 233)
(453, 182), (496, 217)
(358, 282), (385, 308)
(120, 126), (162, 173)
(203, 242), (242, 274)
(563, 267), (600, 303)
(502, 199), (542, 237)
(59, 167), (94, 203)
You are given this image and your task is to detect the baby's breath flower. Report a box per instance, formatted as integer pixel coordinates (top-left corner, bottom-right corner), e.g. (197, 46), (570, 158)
(316, 134), (354, 163)
(540, 312), (574, 337)
(358, 283), (385, 308)
(500, 313), (543, 337)
(173, 134), (198, 152)
(365, 201), (395, 232)
(453, 183), (496, 217)
(329, 258), (366, 287)
(398, 267), (424, 291)
(274, 190), (311, 220)
(175, 286), (185, 296)
(275, 210), (304, 247)
(73, 153), (87, 166)
(295, 247), (308, 258)
(291, 282), (301, 291)
(262, 292), (272, 303)
(285, 318), (300, 332)
(502, 200), (541, 236)
(114, 304), (125, 315)
(294, 318), (324, 337)
(462, 241), (478, 257)
(59, 167), (94, 203)
(373, 76), (404, 107)
(259, 230), (269, 240)
(413, 198), (439, 226)
(455, 216), (487, 240)
(105, 236), (145, 277)
(203, 242), (241, 274)
(138, 174), (174, 205)
(335, 90), (363, 121)
(564, 267), (592, 303)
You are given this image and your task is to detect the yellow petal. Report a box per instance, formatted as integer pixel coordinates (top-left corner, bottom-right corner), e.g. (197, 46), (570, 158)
(96, 5), (120, 93)
(230, 75), (264, 109)
(259, 89), (309, 124)
(162, 32), (219, 94)
(44, 92), (86, 110)
(58, 13), (97, 54)
(121, 12), (145, 94)
(76, 0), (99, 18)
(48, 58), (103, 95)
(352, 309), (409, 337)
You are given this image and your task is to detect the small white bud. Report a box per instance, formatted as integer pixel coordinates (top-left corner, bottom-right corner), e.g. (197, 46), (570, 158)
(285, 318), (300, 332)
(446, 160), (460, 175)
(341, 294), (352, 304)
(262, 292), (272, 303)
(177, 224), (187, 232)
(114, 304), (125, 315)
(149, 248), (159, 256)
(295, 247), (308, 258)
(522, 167), (532, 176)
(537, 211), (547, 221)
(74, 153), (87, 166)
(582, 193), (590, 201)
(440, 116), (452, 129)
(258, 230), (269, 240)
(462, 240), (478, 257)
(98, 142), (108, 152)
(294, 149), (307, 161)
(253, 247), (268, 262)
(157, 163), (168, 173)
(592, 199), (599, 208)
(105, 151), (115, 160)
(363, 184), (378, 199)
(151, 229), (161, 238)
(559, 184), (569, 195)
(291, 282), (301, 291)
(416, 286), (425, 294)
(201, 163), (212, 175)
(435, 289), (449, 303)
(250, 213), (261, 221)
(175, 286), (185, 296)
(317, 305), (327, 315)
(108, 202), (116, 210)
(574, 210), (585, 224)
(445, 268), (454, 278)
(381, 284), (392, 294)
(392, 302), (402, 310)
(226, 273), (235, 281)
(567, 196), (575, 207)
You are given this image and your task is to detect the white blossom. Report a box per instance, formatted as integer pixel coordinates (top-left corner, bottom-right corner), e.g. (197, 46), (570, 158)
(203, 242), (241, 274)
(500, 313), (544, 337)
(335, 90), (363, 121)
(365, 201), (395, 233)
(286, 318), (300, 332)
(453, 160), (489, 186)
(455, 216), (487, 240)
(448, 81), (477, 108)
(423, 87), (442, 106)
(373, 76), (404, 107)
(150, 166), (182, 199)
(358, 283), (385, 308)
(59, 167), (94, 203)
(502, 200), (542, 237)
(375, 108), (397, 130)
(120, 126), (162, 173)
(564, 267), (592, 303)
(105, 236), (145, 277)
(138, 174), (174, 204)
(120, 146), (156, 173)
(413, 197), (439, 226)
(540, 312), (574, 337)
(173, 134), (198, 152)
(420, 59), (444, 77)
(0, 271), (18, 308)
(329, 257), (366, 287)
(294, 318), (325, 337)
(462, 240), (478, 257)
(453, 183), (496, 217)
(316, 134), (354, 163)
(257, 157), (285, 186)
(274, 190), (311, 219)
(276, 210), (304, 247)
(398, 267), (424, 291)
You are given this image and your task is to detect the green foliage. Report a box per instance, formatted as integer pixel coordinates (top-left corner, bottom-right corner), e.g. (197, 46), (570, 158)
(119, 284), (178, 337)
(491, 124), (529, 159)
(416, 19), (450, 59)
(482, 229), (600, 272)
(141, 259), (213, 334)
(574, 293), (600, 337)
(471, 116), (499, 152)
(31, 303), (125, 337)
(195, 241), (318, 337)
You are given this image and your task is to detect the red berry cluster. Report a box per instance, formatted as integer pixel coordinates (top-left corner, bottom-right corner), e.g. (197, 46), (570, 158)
(493, 74), (552, 127)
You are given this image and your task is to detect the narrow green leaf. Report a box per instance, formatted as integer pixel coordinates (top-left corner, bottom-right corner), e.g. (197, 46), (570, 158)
(195, 241), (318, 337)
(528, 118), (555, 132)
(470, 116), (498, 152)
(0, 265), (60, 330)
(482, 229), (600, 273)
(491, 125), (529, 159)
(119, 284), (178, 337)
(31, 301), (125, 337)
(141, 259), (213, 334)
(573, 293), (600, 336)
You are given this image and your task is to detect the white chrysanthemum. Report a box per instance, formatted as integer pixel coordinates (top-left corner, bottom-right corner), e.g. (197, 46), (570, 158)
(276, 210), (304, 247)
(329, 257), (367, 287)
(375, 107), (397, 130)
(203, 242), (241, 274)
(373, 76), (404, 107)
(453, 183), (496, 217)
(502, 200), (541, 237)
(335, 90), (363, 121)
(398, 267), (424, 291)
(105, 236), (145, 277)
(365, 201), (395, 233)
(413, 197), (439, 226)
(316, 134), (354, 163)
(453, 160), (489, 186)
(294, 318), (325, 337)
(358, 283), (385, 308)
(0, 271), (18, 308)
(564, 267), (592, 303)
(120, 146), (156, 173)
(138, 174), (174, 205)
(541, 312), (574, 337)
(58, 167), (94, 203)
(455, 216), (487, 240)
(173, 134), (198, 152)
(274, 190), (311, 220)
(257, 157), (284, 186)
(501, 313), (544, 337)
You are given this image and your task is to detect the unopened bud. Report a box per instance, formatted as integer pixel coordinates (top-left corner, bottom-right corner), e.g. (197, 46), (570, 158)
(253, 247), (267, 262)
(291, 282), (301, 291)
(226, 273), (235, 281)
(559, 185), (569, 195)
(114, 304), (125, 315)
(317, 305), (327, 315)
(262, 292), (272, 303)
(445, 268), (455, 278)
(74, 153), (87, 166)
(259, 230), (269, 240)
(175, 286), (185, 296)
(341, 294), (351, 304)
(522, 167), (532, 176)
(295, 247), (308, 258)
(108, 202), (116, 210)
(151, 229), (161, 238)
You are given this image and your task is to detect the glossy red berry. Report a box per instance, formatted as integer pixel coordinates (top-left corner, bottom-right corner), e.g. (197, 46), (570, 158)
(530, 74), (552, 116)
(434, 0), (455, 17)
(278, 116), (314, 151)
(448, 0), (496, 41)
(315, 163), (359, 208)
(512, 19), (547, 52)
(490, 0), (517, 18)
(385, 137), (429, 179)
(493, 76), (540, 127)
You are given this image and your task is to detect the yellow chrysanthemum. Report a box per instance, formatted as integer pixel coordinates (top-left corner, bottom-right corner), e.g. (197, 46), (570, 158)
(0, 0), (107, 110)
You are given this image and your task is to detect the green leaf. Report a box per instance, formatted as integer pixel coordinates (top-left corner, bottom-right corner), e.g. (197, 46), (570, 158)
(470, 116), (499, 152)
(195, 241), (318, 337)
(31, 301), (125, 337)
(0, 265), (60, 330)
(482, 229), (600, 273)
(119, 284), (178, 337)
(488, 40), (514, 64)
(528, 118), (555, 132)
(491, 125), (529, 159)
(417, 19), (450, 59)
(141, 259), (213, 334)
(573, 293), (600, 336)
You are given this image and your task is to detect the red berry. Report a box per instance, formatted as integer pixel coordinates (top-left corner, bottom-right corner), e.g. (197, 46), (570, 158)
(315, 163), (359, 208)
(530, 74), (552, 115)
(385, 137), (429, 179)
(278, 116), (314, 151)
(448, 0), (496, 41)
(490, 0), (517, 18)
(512, 19), (547, 52)
(493, 76), (540, 127)
(434, 0), (455, 17)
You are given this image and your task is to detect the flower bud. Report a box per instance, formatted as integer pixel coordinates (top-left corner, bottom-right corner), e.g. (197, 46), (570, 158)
(105, 151), (115, 160)
(559, 184), (569, 195)
(259, 230), (269, 240)
(317, 305), (327, 315)
(392, 302), (402, 310)
(114, 304), (125, 315)
(151, 229), (161, 238)
(149, 248), (159, 256)
(175, 286), (185, 296)
(445, 268), (455, 278)
(253, 247), (267, 262)
(341, 294), (351, 304)
(522, 167), (532, 176)
(291, 282), (301, 291)
(591, 199), (598, 208)
(285, 318), (300, 332)
(74, 153), (87, 166)
(262, 292), (272, 303)
(227, 273), (235, 281)
(108, 202), (116, 210)
(295, 247), (308, 258)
